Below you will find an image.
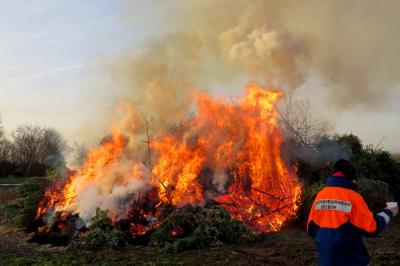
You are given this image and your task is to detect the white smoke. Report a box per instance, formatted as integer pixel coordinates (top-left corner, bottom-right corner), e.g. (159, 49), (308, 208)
(67, 161), (153, 223)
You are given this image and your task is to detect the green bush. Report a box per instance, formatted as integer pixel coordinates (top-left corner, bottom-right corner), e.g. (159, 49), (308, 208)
(149, 205), (253, 253)
(3, 176), (52, 228)
(70, 208), (128, 250)
(298, 182), (325, 222)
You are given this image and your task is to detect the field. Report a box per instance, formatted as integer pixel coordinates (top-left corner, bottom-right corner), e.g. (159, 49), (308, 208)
(1, 181), (399, 266)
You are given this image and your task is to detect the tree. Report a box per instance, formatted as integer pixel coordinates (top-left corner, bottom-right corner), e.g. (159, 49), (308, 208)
(0, 115), (4, 141)
(0, 116), (13, 163)
(39, 128), (69, 164)
(11, 125), (69, 176)
(334, 134), (363, 158)
(278, 97), (333, 147)
(0, 138), (13, 163)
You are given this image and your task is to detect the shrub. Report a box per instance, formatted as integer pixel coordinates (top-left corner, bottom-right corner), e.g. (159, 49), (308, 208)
(149, 205), (253, 253)
(70, 208), (128, 250)
(357, 178), (393, 213)
(298, 181), (324, 222)
(5, 176), (52, 228)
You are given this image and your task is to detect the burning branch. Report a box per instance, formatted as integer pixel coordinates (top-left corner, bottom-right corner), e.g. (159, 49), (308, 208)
(143, 118), (172, 203)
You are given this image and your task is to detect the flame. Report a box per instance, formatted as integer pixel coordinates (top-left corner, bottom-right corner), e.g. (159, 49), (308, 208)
(37, 84), (301, 234)
(37, 125), (126, 216)
(151, 84), (301, 232)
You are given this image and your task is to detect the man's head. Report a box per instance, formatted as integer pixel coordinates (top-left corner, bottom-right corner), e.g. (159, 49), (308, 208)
(333, 159), (357, 181)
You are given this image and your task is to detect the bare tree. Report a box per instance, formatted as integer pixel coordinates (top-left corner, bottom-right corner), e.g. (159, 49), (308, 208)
(278, 96), (333, 147)
(0, 116), (7, 161)
(0, 138), (13, 163)
(12, 125), (44, 175)
(0, 116), (4, 141)
(12, 125), (69, 176)
(0, 116), (15, 177)
(39, 128), (69, 163)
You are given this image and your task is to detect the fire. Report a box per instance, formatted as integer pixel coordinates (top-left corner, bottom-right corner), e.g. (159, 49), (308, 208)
(151, 84), (301, 232)
(170, 226), (184, 237)
(37, 84), (301, 234)
(37, 126), (126, 217)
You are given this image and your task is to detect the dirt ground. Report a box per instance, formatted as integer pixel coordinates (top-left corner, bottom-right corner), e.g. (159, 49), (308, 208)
(1, 186), (399, 266)
(0, 225), (318, 265)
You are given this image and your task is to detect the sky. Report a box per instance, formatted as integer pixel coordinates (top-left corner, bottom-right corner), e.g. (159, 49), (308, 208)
(0, 0), (161, 143)
(0, 0), (399, 153)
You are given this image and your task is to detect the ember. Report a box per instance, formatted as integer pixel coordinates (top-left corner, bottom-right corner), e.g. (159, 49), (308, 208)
(36, 84), (302, 241)
(170, 226), (184, 238)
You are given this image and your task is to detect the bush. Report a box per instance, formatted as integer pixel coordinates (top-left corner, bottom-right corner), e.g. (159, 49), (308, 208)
(149, 205), (253, 253)
(70, 208), (128, 250)
(298, 182), (324, 222)
(357, 178), (393, 213)
(4, 177), (52, 228)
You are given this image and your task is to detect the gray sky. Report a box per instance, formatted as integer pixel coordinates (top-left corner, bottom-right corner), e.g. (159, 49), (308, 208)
(0, 0), (399, 152)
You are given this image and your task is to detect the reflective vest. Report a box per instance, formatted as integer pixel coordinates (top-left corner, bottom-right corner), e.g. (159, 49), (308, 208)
(307, 174), (392, 266)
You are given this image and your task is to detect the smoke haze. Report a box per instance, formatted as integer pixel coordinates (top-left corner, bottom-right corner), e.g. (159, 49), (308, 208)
(113, 0), (400, 113)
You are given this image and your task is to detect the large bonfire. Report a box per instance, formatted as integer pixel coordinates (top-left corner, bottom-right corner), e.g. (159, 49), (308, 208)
(37, 84), (301, 237)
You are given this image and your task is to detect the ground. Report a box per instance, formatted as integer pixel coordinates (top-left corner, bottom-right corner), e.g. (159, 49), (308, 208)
(1, 185), (400, 266)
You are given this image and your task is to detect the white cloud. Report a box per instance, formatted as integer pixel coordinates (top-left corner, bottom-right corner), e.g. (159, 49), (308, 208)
(21, 63), (87, 81)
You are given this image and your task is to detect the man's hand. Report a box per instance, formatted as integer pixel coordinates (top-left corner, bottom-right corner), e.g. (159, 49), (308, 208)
(387, 205), (399, 217)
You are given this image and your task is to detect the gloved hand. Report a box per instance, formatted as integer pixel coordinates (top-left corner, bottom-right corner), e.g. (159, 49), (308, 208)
(387, 205), (398, 217)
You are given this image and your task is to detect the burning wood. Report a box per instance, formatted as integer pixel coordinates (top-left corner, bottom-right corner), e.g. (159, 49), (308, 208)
(34, 84), (302, 246)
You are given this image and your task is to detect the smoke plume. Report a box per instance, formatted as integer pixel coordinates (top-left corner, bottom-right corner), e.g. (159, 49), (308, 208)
(113, 0), (400, 112)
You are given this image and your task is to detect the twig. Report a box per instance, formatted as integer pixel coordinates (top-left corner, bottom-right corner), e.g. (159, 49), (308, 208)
(375, 136), (385, 151)
(251, 187), (293, 202)
(145, 119), (152, 167)
(250, 187), (282, 200)
(247, 203), (293, 222)
(143, 118), (171, 201)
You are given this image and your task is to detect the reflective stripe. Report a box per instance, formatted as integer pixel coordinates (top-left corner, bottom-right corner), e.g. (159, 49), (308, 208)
(315, 199), (352, 213)
(377, 212), (390, 224)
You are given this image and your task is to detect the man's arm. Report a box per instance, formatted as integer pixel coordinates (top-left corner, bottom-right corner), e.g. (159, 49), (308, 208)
(350, 194), (394, 237)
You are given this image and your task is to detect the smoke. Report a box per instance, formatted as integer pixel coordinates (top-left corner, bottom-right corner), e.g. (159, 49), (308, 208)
(51, 0), (400, 223)
(112, 0), (400, 112)
(71, 161), (153, 222)
(291, 139), (351, 170)
(111, 34), (202, 133)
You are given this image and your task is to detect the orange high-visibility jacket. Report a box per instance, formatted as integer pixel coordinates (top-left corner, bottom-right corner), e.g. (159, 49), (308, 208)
(307, 173), (392, 266)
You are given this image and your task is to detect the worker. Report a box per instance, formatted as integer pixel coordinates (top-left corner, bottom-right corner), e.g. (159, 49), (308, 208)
(307, 159), (398, 266)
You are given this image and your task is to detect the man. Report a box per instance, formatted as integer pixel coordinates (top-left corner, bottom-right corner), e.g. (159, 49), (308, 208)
(307, 159), (398, 266)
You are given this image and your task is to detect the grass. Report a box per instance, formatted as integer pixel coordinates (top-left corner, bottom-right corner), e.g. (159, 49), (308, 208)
(0, 224), (398, 266)
(0, 176), (33, 184)
(0, 187), (17, 204)
(0, 233), (317, 266)
(0, 252), (139, 266)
